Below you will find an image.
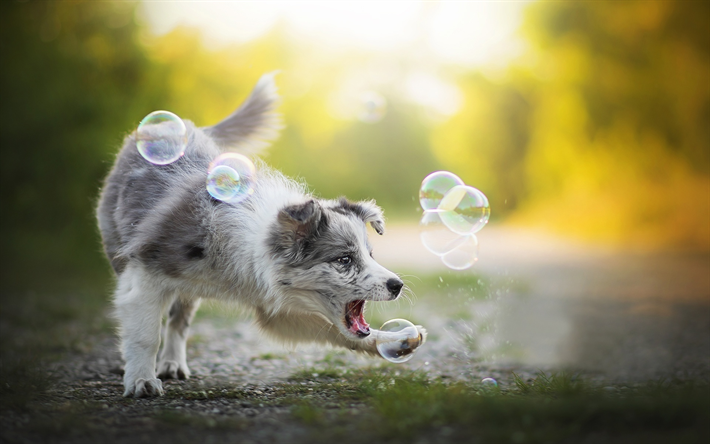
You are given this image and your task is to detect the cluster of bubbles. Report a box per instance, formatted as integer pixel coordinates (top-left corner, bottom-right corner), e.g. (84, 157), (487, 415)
(136, 110), (257, 205)
(375, 318), (423, 363)
(419, 171), (490, 270)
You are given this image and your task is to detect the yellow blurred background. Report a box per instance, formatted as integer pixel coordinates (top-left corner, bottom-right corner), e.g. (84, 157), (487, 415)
(1, 0), (708, 287)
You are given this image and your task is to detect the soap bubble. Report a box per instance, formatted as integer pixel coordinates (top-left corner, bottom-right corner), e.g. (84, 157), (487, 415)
(359, 91), (386, 123)
(376, 319), (422, 363)
(438, 185), (490, 235)
(136, 110), (187, 165)
(206, 165), (241, 202)
(419, 171), (464, 211)
(419, 211), (479, 270)
(206, 153), (256, 204)
(441, 234), (479, 270)
(481, 377), (498, 388)
(419, 211), (467, 256)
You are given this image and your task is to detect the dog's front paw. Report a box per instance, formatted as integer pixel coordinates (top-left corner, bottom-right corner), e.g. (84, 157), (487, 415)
(157, 360), (191, 380)
(124, 377), (164, 398)
(415, 325), (428, 345)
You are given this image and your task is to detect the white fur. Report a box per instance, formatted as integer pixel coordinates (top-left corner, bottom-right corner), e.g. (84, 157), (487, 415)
(100, 75), (427, 398)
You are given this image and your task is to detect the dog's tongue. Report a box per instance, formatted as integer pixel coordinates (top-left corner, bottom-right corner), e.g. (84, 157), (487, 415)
(350, 314), (370, 336)
(347, 301), (370, 337)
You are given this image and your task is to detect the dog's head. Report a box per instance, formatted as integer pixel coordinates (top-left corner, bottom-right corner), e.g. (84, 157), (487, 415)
(268, 197), (403, 339)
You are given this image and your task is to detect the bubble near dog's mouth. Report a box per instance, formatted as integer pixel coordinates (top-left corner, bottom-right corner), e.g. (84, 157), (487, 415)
(345, 300), (370, 338)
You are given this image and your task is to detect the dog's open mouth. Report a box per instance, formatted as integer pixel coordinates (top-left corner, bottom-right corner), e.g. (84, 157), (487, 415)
(345, 300), (370, 337)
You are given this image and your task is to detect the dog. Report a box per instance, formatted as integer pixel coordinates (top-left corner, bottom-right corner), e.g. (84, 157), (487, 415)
(97, 74), (426, 397)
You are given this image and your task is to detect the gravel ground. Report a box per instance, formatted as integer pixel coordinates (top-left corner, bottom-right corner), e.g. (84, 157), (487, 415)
(2, 225), (709, 443)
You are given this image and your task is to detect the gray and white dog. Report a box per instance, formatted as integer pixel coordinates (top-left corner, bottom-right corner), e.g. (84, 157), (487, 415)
(97, 74), (426, 398)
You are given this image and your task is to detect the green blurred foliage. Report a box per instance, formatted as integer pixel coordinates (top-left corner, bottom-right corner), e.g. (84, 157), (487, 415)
(515, 0), (710, 246)
(1, 0), (708, 290)
(0, 1), (163, 288)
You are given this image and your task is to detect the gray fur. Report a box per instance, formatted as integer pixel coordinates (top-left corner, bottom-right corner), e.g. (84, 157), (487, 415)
(204, 72), (281, 154)
(96, 74), (425, 398)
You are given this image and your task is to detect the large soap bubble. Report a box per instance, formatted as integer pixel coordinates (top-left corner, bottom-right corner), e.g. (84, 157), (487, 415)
(419, 171), (464, 211)
(206, 153), (256, 204)
(438, 185), (490, 235)
(376, 318), (423, 363)
(136, 110), (187, 165)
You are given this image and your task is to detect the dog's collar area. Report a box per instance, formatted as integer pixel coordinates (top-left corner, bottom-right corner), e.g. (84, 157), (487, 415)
(345, 300), (370, 337)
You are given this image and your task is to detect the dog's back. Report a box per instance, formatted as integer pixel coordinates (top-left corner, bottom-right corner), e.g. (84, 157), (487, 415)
(97, 74), (281, 278)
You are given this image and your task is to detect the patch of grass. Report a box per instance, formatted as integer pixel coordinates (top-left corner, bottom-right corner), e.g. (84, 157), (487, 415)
(512, 371), (593, 397)
(289, 366), (344, 382)
(404, 270), (491, 299)
(291, 401), (325, 425)
(284, 368), (710, 444)
(252, 352), (282, 361)
(317, 350), (349, 366)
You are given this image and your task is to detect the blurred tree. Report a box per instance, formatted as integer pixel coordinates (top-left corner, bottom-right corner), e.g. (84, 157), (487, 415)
(430, 73), (532, 218)
(521, 0), (710, 247)
(0, 0), (164, 287)
(3, 0), (708, 295)
(432, 0), (710, 247)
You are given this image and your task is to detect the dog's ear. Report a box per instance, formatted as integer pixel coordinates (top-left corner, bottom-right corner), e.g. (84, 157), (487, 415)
(276, 199), (325, 250)
(336, 198), (385, 235)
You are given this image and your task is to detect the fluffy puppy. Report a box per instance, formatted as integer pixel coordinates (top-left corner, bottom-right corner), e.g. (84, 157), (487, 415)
(97, 74), (426, 397)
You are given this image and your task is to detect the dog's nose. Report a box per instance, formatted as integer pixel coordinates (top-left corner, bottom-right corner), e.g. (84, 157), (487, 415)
(386, 278), (403, 298)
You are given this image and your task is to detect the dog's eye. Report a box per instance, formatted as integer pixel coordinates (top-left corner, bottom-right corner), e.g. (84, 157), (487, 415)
(337, 255), (352, 265)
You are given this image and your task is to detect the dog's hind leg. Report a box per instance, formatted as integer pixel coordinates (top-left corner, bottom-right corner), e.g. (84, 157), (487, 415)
(158, 298), (201, 380)
(114, 267), (174, 397)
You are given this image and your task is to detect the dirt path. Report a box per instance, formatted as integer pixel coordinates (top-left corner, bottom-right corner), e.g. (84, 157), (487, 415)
(373, 224), (710, 380)
(3, 225), (709, 443)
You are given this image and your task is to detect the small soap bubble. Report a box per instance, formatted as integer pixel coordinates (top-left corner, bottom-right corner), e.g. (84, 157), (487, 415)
(419, 171), (464, 211)
(206, 165), (241, 202)
(438, 185), (490, 235)
(359, 91), (386, 123)
(441, 234), (479, 270)
(481, 377), (498, 387)
(376, 319), (422, 364)
(136, 110), (187, 165)
(206, 153), (256, 204)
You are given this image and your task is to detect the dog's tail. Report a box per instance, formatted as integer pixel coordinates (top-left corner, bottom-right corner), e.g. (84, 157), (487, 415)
(204, 72), (281, 155)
